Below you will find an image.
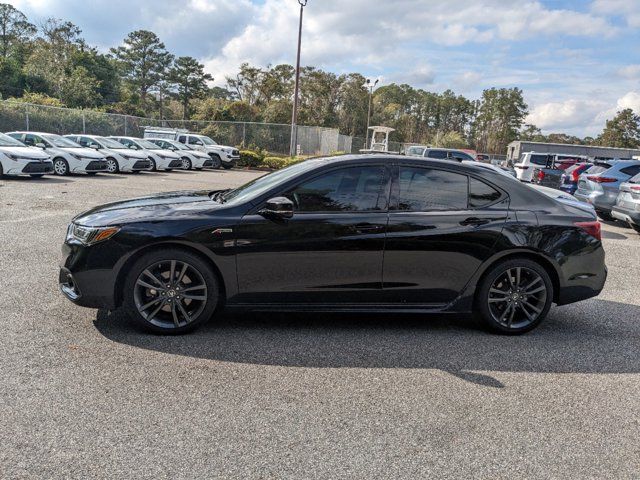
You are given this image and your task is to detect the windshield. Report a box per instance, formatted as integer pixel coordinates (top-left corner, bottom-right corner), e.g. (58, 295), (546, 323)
(98, 137), (128, 149)
(42, 134), (81, 148)
(221, 159), (325, 204)
(135, 139), (162, 149)
(0, 132), (27, 147)
(199, 136), (217, 146)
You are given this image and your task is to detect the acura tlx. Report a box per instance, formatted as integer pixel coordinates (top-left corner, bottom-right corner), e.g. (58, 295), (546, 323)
(59, 154), (606, 335)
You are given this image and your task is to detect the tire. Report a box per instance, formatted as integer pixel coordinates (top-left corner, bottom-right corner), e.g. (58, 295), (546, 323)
(106, 158), (119, 173)
(30, 174), (45, 178)
(149, 158), (157, 171)
(53, 158), (69, 176)
(0, 161), (4, 178)
(195, 167), (203, 171)
(181, 157), (192, 170)
(164, 169), (173, 172)
(122, 249), (220, 334)
(476, 258), (553, 335)
(597, 210), (614, 222)
(222, 163), (233, 170)
(87, 172), (98, 176)
(210, 154), (222, 169)
(630, 223), (640, 234)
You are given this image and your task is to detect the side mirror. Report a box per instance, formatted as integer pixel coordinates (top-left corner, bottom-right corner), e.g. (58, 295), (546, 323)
(35, 142), (46, 149)
(260, 197), (294, 220)
(129, 145), (138, 150)
(170, 146), (177, 151)
(89, 144), (100, 149)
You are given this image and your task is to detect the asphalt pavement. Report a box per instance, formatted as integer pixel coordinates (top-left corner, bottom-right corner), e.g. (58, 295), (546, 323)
(1, 169), (639, 479)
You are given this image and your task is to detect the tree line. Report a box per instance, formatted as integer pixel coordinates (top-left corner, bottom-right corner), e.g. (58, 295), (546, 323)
(1, 3), (638, 154)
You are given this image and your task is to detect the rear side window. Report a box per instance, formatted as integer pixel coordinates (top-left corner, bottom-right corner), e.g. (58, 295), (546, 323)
(620, 165), (640, 177)
(397, 167), (467, 211)
(530, 154), (548, 166)
(469, 178), (501, 208)
(177, 135), (186, 143)
(425, 150), (448, 159)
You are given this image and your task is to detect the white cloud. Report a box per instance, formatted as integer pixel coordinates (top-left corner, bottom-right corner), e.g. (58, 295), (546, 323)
(592, 0), (640, 28)
(527, 99), (609, 130)
(618, 65), (640, 79)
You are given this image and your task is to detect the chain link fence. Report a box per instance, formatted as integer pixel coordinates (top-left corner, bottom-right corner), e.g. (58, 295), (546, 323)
(0, 101), (360, 156)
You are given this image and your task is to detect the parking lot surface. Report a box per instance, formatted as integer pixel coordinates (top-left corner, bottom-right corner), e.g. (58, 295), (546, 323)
(1, 170), (639, 479)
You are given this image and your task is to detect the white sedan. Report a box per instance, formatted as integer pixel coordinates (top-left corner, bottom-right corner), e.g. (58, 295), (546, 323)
(7, 131), (108, 176)
(109, 136), (183, 171)
(0, 132), (53, 178)
(64, 135), (152, 173)
(147, 138), (213, 170)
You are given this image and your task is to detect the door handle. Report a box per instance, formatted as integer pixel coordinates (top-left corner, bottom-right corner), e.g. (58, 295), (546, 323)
(352, 223), (383, 233)
(460, 217), (491, 226)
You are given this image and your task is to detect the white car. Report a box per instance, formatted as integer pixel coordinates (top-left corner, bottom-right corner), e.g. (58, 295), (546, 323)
(64, 135), (152, 173)
(0, 132), (53, 178)
(109, 136), (184, 171)
(147, 138), (212, 170)
(7, 131), (108, 176)
(144, 127), (239, 169)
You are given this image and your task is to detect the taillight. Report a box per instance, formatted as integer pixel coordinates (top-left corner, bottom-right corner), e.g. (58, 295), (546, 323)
(571, 169), (581, 182)
(586, 176), (616, 183)
(537, 170), (545, 181)
(574, 221), (601, 241)
(631, 185), (640, 192)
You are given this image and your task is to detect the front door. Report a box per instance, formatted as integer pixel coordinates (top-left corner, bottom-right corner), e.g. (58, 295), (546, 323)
(235, 164), (391, 305)
(382, 165), (509, 305)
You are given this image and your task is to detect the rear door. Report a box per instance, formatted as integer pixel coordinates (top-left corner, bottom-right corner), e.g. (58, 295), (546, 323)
(381, 164), (509, 305)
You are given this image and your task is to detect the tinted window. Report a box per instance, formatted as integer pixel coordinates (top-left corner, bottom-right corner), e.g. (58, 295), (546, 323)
(425, 150), (448, 159)
(585, 165), (608, 175)
(406, 147), (425, 156)
(620, 165), (640, 177)
(469, 178), (501, 208)
(188, 136), (203, 145)
(397, 167), (467, 211)
(286, 166), (388, 212)
(530, 154), (548, 166)
(177, 135), (186, 144)
(450, 151), (475, 161)
(629, 173), (640, 184)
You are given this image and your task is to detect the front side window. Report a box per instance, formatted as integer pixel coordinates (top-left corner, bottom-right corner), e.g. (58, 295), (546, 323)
(397, 167), (467, 211)
(425, 150), (448, 159)
(178, 135), (187, 144)
(188, 136), (203, 145)
(285, 166), (389, 212)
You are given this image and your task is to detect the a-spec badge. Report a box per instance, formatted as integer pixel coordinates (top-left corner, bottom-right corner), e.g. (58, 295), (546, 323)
(212, 228), (233, 235)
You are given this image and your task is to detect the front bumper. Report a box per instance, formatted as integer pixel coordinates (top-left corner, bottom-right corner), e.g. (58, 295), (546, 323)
(132, 159), (152, 171)
(82, 160), (108, 173)
(21, 161), (54, 175)
(223, 155), (239, 166)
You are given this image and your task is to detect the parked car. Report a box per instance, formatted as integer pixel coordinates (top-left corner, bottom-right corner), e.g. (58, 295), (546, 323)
(0, 132), (53, 178)
(461, 160), (517, 178)
(60, 154), (606, 336)
(515, 152), (586, 183)
(7, 131), (108, 176)
(559, 162), (598, 195)
(404, 145), (429, 156)
(64, 135), (152, 173)
(109, 136), (183, 172)
(146, 138), (213, 170)
(144, 127), (239, 169)
(422, 148), (476, 161)
(574, 160), (640, 221)
(611, 172), (640, 233)
(532, 155), (586, 189)
(528, 184), (595, 215)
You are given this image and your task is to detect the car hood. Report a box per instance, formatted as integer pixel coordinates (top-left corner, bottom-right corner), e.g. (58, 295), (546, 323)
(149, 148), (180, 158)
(62, 147), (105, 159)
(73, 190), (226, 227)
(0, 146), (50, 160)
(104, 148), (148, 159)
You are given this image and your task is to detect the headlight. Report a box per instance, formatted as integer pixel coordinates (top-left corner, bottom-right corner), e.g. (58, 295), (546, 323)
(66, 224), (120, 245)
(69, 152), (82, 159)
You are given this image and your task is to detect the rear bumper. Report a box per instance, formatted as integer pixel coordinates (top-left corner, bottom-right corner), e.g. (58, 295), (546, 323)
(612, 205), (640, 225)
(574, 190), (618, 213)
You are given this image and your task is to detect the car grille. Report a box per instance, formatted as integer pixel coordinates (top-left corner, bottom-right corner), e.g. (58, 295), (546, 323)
(203, 159), (213, 167)
(22, 162), (53, 173)
(133, 160), (151, 170)
(86, 161), (107, 171)
(168, 160), (183, 168)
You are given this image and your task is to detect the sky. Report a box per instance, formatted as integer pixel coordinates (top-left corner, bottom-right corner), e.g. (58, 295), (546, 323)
(8, 0), (640, 137)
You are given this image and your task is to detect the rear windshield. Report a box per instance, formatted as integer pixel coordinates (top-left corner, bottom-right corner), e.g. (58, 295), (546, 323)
(585, 165), (609, 175)
(565, 163), (586, 175)
(629, 173), (640, 184)
(530, 154), (548, 166)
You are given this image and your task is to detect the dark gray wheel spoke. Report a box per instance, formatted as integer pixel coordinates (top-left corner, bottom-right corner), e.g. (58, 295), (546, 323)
(181, 285), (205, 293)
(170, 302), (180, 327)
(176, 301), (192, 324)
(488, 266), (547, 329)
(520, 303), (535, 321)
(176, 263), (189, 283)
(169, 260), (176, 283)
(142, 269), (165, 288)
(522, 300), (541, 314)
(182, 294), (206, 301)
(524, 284), (546, 295)
(523, 276), (542, 292)
(515, 267), (521, 287)
(140, 297), (162, 311)
(146, 300), (166, 320)
(507, 304), (516, 327)
(137, 279), (161, 290)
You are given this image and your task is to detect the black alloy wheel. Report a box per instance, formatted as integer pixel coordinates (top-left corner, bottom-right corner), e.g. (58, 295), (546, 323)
(123, 249), (219, 333)
(477, 259), (553, 334)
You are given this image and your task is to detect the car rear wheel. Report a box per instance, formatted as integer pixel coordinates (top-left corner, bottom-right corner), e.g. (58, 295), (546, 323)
(106, 158), (119, 173)
(123, 249), (220, 334)
(53, 158), (69, 176)
(477, 259), (553, 334)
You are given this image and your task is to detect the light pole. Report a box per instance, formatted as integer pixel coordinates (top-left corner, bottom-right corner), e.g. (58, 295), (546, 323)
(364, 78), (378, 149)
(290, 0), (308, 157)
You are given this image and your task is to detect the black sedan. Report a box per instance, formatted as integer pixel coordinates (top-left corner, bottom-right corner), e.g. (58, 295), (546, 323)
(59, 154), (607, 335)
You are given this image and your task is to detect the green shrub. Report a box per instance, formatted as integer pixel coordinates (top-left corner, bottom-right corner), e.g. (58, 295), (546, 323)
(262, 156), (289, 169)
(238, 150), (263, 168)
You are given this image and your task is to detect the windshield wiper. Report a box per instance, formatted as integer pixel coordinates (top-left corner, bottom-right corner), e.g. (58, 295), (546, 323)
(210, 191), (227, 203)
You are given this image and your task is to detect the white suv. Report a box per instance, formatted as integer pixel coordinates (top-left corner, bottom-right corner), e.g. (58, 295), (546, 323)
(65, 135), (152, 173)
(0, 132), (53, 178)
(144, 128), (239, 169)
(7, 131), (108, 176)
(109, 136), (183, 171)
(147, 138), (212, 170)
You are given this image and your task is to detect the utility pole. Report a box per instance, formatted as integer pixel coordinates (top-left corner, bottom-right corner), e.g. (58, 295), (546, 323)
(289, 0), (308, 157)
(364, 78), (378, 149)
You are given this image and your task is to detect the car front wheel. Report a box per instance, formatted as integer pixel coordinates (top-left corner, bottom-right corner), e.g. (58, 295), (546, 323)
(210, 154), (222, 169)
(106, 158), (119, 173)
(181, 157), (192, 170)
(123, 249), (220, 334)
(476, 259), (553, 334)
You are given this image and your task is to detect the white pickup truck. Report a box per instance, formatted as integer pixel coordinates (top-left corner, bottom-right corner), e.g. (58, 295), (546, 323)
(143, 127), (239, 169)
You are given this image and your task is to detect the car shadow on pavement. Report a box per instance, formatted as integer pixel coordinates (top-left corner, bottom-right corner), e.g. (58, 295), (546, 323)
(94, 298), (640, 389)
(0, 176), (72, 184)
